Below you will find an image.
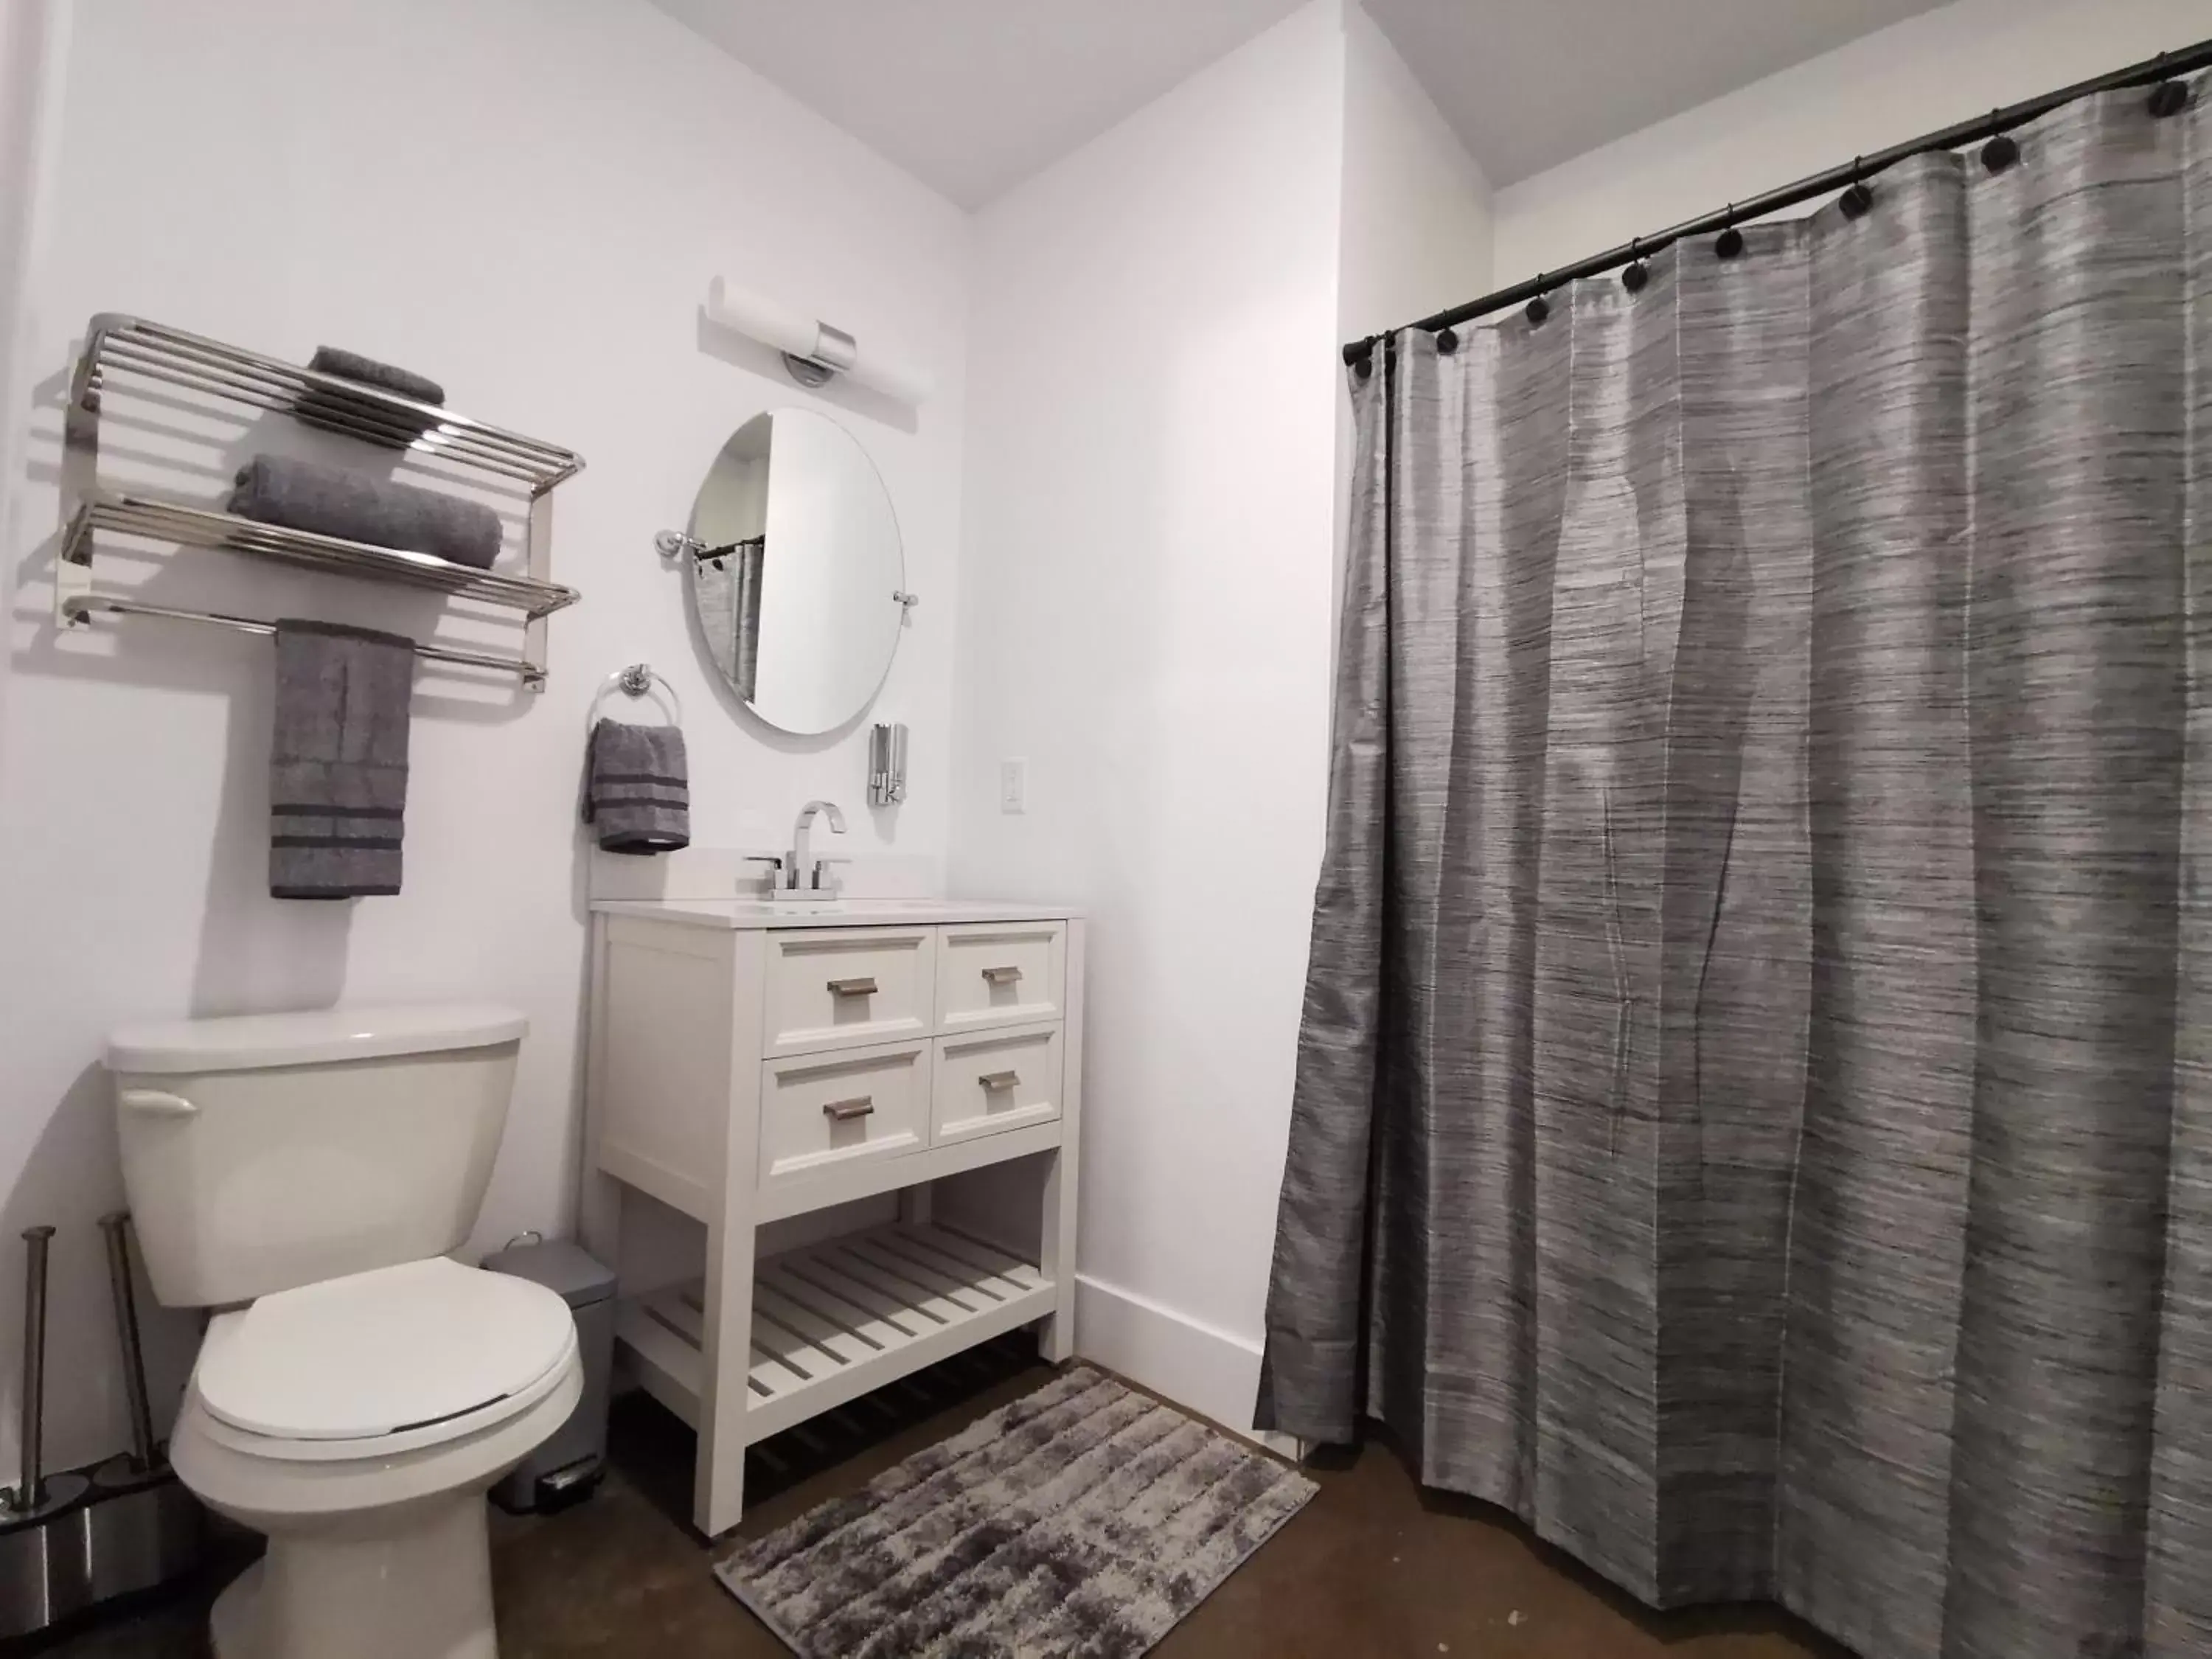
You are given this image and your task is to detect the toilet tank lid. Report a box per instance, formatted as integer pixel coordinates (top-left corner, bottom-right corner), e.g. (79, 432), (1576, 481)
(105, 1004), (528, 1074)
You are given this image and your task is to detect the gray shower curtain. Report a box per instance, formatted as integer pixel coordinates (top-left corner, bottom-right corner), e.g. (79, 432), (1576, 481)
(1257, 80), (2212, 1659)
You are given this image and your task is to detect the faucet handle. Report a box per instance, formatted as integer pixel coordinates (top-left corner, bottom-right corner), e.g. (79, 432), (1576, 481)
(812, 857), (854, 896)
(741, 853), (787, 892)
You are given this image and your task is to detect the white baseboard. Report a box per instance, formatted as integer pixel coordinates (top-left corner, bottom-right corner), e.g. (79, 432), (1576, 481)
(1073, 1274), (1300, 1458)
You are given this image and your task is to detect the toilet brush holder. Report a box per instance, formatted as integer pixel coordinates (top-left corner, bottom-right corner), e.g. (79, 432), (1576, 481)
(0, 1461), (205, 1641)
(0, 1470), (95, 1640)
(80, 1454), (204, 1612)
(0, 1223), (93, 1638)
(0, 1217), (204, 1641)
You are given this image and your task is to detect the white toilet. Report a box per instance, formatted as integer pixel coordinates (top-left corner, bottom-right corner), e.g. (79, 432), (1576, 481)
(106, 1004), (583, 1659)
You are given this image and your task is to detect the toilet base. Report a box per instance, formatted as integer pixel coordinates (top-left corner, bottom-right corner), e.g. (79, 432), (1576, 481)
(209, 1492), (496, 1659)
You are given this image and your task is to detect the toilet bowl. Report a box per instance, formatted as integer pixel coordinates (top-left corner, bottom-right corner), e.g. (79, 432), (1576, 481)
(168, 1256), (580, 1659)
(105, 1004), (573, 1658)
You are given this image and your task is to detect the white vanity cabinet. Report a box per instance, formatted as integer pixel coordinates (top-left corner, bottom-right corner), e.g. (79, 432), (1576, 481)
(580, 898), (1083, 1537)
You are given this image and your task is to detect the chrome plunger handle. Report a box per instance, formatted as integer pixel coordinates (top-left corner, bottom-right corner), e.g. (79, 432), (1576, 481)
(99, 1212), (156, 1472)
(13, 1226), (53, 1512)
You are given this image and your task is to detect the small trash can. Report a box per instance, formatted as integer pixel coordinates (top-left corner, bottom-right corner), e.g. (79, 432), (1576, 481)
(483, 1237), (616, 1514)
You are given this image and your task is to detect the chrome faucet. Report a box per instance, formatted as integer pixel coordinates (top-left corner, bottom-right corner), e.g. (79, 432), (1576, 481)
(787, 800), (848, 893)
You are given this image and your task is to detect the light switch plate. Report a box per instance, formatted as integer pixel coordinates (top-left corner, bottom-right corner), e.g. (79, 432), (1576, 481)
(999, 758), (1027, 815)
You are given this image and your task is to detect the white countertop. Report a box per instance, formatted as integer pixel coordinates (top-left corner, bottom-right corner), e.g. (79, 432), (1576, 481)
(591, 896), (1082, 931)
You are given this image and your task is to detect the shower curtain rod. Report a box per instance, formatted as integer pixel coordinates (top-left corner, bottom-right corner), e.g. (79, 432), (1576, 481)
(1343, 34), (2212, 365)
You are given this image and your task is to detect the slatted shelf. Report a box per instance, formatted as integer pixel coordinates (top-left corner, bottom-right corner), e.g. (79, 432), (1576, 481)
(615, 1221), (1054, 1447)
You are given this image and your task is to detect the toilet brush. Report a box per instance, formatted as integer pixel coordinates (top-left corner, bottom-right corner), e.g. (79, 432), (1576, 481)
(0, 1224), (94, 1638)
(0, 1217), (202, 1641)
(97, 1214), (158, 1473)
(80, 1212), (201, 1610)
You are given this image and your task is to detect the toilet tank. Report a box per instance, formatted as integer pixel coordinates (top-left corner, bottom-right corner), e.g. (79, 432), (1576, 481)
(105, 1004), (527, 1308)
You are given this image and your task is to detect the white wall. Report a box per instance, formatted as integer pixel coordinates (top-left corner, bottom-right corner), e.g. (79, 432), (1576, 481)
(949, 0), (1488, 1437)
(0, 1), (70, 793)
(0, 0), (967, 1478)
(1493, 0), (2211, 285)
(1337, 1), (1492, 341)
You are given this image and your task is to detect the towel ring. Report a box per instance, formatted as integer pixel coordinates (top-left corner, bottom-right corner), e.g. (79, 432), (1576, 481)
(588, 663), (682, 730)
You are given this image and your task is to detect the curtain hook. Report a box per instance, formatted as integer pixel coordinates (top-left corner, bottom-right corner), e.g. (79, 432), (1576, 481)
(1715, 206), (1744, 260)
(1622, 239), (1649, 293)
(1840, 156), (1874, 220)
(2149, 63), (2193, 118)
(1526, 276), (1551, 328)
(1980, 112), (2020, 173)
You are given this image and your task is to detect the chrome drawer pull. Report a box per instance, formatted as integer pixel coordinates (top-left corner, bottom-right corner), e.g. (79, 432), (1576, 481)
(821, 1096), (875, 1122)
(827, 976), (879, 998)
(981, 965), (1023, 987)
(978, 1070), (1020, 1092)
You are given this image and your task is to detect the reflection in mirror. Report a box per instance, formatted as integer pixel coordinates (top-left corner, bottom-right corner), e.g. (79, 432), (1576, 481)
(684, 408), (904, 735)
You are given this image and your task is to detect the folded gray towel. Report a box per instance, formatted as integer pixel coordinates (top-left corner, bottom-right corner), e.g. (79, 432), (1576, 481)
(229, 453), (503, 569)
(583, 719), (689, 855)
(307, 346), (445, 407)
(270, 620), (414, 900)
(296, 346), (445, 448)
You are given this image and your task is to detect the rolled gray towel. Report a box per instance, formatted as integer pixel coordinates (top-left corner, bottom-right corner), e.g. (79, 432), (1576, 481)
(296, 346), (445, 448)
(229, 453), (503, 569)
(270, 619), (414, 900)
(582, 719), (689, 855)
(307, 346), (445, 406)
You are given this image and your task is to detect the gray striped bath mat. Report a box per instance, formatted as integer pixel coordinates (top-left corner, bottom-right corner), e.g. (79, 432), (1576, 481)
(714, 1365), (1317, 1657)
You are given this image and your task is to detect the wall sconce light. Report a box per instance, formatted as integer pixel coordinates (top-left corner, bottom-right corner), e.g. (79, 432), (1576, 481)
(703, 276), (931, 408)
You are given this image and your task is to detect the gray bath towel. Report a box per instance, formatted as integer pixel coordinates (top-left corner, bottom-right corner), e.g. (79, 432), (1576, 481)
(583, 720), (689, 854)
(296, 346), (445, 448)
(229, 454), (502, 569)
(270, 620), (414, 900)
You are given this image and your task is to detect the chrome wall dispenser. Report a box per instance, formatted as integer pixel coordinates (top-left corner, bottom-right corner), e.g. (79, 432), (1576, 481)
(868, 723), (908, 807)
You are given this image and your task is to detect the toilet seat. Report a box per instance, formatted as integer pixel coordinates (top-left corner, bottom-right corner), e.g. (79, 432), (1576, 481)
(195, 1257), (577, 1462)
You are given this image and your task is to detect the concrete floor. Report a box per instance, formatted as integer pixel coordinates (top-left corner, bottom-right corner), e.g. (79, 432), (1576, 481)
(46, 1340), (1850, 1658)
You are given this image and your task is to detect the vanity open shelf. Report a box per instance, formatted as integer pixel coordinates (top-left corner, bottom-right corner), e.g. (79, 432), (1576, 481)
(616, 1220), (1054, 1447)
(58, 311), (585, 686)
(583, 897), (1085, 1537)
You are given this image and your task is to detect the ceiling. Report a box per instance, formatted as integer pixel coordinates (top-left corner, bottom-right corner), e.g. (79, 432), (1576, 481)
(650, 0), (1306, 209)
(655, 0), (1951, 209)
(1362, 0), (1950, 185)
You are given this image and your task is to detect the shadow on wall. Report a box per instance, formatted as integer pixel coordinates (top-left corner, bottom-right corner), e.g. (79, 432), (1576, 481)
(0, 1065), (198, 1482)
(0, 329), (570, 1480)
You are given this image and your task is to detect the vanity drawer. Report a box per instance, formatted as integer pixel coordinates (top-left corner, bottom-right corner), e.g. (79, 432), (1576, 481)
(759, 1040), (929, 1187)
(932, 1023), (1063, 1146)
(765, 928), (936, 1057)
(935, 922), (1065, 1033)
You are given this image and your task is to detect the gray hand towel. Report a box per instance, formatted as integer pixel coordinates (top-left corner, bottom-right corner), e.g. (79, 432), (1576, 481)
(296, 346), (445, 448)
(583, 720), (689, 855)
(271, 620), (414, 900)
(229, 453), (503, 570)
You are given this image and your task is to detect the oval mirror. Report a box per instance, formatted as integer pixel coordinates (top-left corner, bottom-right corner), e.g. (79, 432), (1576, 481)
(681, 408), (904, 735)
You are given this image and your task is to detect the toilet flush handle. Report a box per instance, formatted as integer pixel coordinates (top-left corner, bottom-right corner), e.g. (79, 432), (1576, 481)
(118, 1088), (196, 1119)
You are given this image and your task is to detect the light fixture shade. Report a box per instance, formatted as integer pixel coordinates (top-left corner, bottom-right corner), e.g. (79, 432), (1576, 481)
(703, 276), (931, 408)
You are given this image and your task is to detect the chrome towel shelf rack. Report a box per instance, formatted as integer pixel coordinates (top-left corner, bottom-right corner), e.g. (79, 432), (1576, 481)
(66, 594), (560, 681)
(56, 312), (586, 688)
